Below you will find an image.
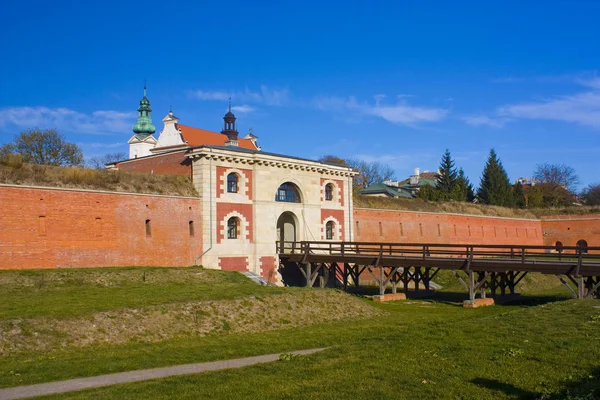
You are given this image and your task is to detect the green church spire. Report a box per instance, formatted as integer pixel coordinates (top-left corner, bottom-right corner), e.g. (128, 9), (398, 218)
(132, 84), (156, 136)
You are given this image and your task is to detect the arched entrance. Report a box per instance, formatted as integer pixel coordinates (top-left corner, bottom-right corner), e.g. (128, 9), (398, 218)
(277, 211), (298, 253)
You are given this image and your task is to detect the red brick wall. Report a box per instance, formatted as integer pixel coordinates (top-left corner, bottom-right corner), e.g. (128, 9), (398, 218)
(216, 203), (253, 243)
(321, 209), (345, 240)
(218, 256), (248, 271)
(115, 151), (192, 178)
(541, 215), (600, 247)
(216, 166), (253, 200)
(353, 209), (543, 245)
(259, 256), (277, 279)
(0, 186), (202, 269)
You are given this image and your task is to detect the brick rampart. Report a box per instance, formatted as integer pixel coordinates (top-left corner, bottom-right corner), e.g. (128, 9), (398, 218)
(540, 214), (600, 247)
(0, 185), (202, 269)
(353, 208), (544, 245)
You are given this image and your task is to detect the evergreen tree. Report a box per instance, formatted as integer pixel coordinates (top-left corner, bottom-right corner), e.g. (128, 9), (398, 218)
(513, 181), (527, 208)
(477, 149), (514, 207)
(456, 168), (475, 202)
(436, 149), (458, 200)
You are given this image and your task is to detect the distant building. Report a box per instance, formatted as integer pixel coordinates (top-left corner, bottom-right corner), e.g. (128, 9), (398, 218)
(359, 168), (439, 198)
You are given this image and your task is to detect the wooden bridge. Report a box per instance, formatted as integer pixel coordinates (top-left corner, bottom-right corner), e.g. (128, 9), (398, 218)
(277, 241), (600, 301)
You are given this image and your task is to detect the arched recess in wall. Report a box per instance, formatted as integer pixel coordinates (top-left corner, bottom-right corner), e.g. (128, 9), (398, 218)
(275, 182), (302, 203)
(576, 239), (588, 254)
(277, 211), (299, 253)
(555, 241), (563, 252)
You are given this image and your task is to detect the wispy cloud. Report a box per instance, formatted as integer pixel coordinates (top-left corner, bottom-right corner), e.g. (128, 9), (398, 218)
(193, 90), (230, 101)
(190, 85), (289, 106)
(0, 106), (135, 135)
(313, 95), (448, 126)
(461, 115), (510, 128)
(498, 91), (600, 128)
(231, 105), (256, 114)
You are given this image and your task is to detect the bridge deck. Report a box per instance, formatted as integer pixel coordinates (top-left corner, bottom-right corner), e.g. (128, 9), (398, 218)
(277, 241), (600, 300)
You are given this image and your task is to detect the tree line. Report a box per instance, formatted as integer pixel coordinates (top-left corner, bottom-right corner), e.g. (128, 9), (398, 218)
(1, 128), (599, 207)
(320, 149), (600, 207)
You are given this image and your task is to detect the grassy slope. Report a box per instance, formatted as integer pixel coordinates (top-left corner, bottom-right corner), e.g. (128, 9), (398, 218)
(0, 268), (597, 399)
(0, 163), (197, 196)
(0, 267), (284, 319)
(354, 194), (600, 219)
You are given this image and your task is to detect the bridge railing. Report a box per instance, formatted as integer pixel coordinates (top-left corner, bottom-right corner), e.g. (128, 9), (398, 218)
(276, 241), (600, 265)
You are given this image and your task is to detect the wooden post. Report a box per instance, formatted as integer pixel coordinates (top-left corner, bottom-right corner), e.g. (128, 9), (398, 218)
(379, 267), (385, 296)
(343, 263), (349, 291)
(305, 263), (311, 288)
(469, 270), (475, 301)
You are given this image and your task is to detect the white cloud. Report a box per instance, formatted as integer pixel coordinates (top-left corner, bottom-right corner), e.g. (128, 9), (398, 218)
(231, 105), (256, 114)
(313, 95), (448, 126)
(498, 91), (600, 128)
(190, 85), (289, 106)
(461, 115), (510, 128)
(577, 76), (600, 90)
(0, 106), (135, 135)
(191, 90), (231, 101)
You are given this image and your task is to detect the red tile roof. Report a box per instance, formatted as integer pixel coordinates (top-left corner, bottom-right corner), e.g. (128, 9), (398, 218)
(177, 124), (258, 150)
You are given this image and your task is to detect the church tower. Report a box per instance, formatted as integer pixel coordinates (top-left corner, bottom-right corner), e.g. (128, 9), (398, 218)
(221, 99), (239, 147)
(132, 84), (156, 136)
(128, 85), (157, 159)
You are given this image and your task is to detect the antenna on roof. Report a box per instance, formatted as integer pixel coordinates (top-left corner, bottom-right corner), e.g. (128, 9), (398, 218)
(228, 97), (232, 112)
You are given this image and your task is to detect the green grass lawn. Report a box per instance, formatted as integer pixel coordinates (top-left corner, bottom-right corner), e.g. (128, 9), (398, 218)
(0, 267), (285, 319)
(0, 267), (598, 399)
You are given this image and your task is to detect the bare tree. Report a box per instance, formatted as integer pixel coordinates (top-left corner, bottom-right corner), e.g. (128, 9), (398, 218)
(88, 152), (128, 169)
(1, 128), (83, 167)
(318, 155), (349, 166)
(533, 163), (580, 206)
(533, 163), (580, 192)
(346, 158), (395, 189)
(581, 183), (600, 206)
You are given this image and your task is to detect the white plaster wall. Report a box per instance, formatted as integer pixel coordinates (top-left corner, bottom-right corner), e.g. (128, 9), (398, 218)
(156, 122), (185, 149)
(129, 141), (155, 159)
(190, 149), (355, 281)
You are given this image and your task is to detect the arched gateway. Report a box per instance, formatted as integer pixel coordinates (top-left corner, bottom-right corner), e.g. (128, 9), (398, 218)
(277, 211), (298, 253)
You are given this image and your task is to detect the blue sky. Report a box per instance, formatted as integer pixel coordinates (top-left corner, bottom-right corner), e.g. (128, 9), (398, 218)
(1, 0), (599, 189)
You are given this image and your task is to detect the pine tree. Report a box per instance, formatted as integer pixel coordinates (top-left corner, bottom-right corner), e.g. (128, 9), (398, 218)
(477, 149), (515, 207)
(436, 149), (458, 200)
(456, 168), (475, 202)
(513, 182), (527, 208)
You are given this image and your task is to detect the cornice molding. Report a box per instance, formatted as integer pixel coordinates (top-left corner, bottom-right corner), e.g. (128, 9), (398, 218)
(188, 148), (357, 177)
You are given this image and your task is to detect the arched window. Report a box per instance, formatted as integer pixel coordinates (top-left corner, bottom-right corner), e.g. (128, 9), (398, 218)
(275, 182), (301, 203)
(325, 183), (333, 201)
(576, 239), (588, 254)
(227, 173), (238, 193)
(227, 217), (239, 239)
(326, 221), (335, 240)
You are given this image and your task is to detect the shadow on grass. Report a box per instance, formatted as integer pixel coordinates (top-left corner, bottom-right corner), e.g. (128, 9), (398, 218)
(473, 367), (600, 399)
(344, 287), (572, 308)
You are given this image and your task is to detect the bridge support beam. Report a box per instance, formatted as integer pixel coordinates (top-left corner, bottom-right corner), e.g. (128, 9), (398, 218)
(557, 274), (600, 299)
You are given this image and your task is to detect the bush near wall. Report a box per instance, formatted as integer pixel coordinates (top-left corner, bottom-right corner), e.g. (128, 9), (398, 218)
(0, 158), (197, 197)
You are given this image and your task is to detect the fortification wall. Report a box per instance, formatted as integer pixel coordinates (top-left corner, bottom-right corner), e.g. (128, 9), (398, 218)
(0, 185), (202, 269)
(540, 214), (600, 247)
(353, 208), (544, 245)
